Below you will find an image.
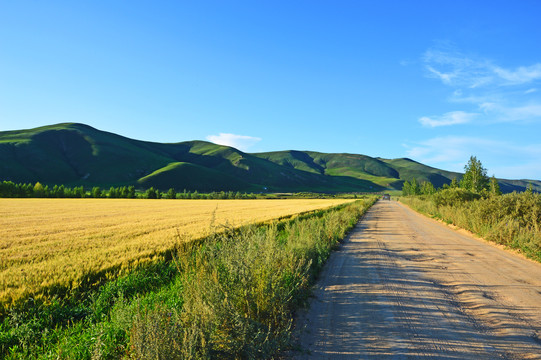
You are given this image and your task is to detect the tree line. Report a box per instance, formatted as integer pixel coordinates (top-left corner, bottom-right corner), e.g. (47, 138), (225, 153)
(402, 155), (504, 197)
(0, 181), (261, 199)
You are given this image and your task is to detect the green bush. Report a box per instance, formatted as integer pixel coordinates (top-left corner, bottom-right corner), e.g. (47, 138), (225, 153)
(432, 188), (480, 207)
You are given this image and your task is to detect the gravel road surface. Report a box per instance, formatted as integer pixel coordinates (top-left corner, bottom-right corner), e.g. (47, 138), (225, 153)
(292, 200), (541, 359)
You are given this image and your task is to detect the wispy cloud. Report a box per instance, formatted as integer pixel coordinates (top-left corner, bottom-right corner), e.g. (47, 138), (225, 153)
(419, 111), (476, 127)
(480, 102), (541, 122)
(405, 136), (541, 179)
(421, 47), (541, 125)
(206, 133), (261, 151)
(423, 49), (541, 88)
(406, 136), (503, 164)
(423, 49), (493, 88)
(492, 64), (541, 85)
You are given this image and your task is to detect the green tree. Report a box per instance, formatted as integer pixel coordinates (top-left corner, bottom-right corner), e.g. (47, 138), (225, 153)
(127, 186), (136, 199)
(145, 187), (158, 199)
(450, 177), (459, 189)
(165, 188), (176, 199)
(108, 186), (118, 198)
(91, 187), (102, 198)
(489, 175), (501, 197)
(75, 186), (86, 198)
(402, 180), (411, 196)
(421, 181), (436, 195)
(410, 178), (420, 195)
(34, 182), (44, 197)
(460, 156), (489, 193)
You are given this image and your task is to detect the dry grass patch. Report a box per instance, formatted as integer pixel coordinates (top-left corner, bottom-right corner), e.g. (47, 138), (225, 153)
(0, 198), (352, 306)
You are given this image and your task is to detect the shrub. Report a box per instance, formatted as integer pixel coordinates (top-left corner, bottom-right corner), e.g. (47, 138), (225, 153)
(432, 188), (480, 207)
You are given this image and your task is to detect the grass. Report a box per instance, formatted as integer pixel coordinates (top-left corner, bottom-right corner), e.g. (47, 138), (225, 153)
(3, 123), (540, 193)
(137, 162), (252, 192)
(1, 197), (377, 359)
(0, 198), (352, 311)
(1, 123), (394, 192)
(399, 191), (541, 262)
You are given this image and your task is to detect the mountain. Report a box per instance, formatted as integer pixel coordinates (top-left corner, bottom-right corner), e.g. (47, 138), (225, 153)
(1, 123), (540, 193)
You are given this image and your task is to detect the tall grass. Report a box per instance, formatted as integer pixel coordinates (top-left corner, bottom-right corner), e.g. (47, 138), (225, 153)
(399, 191), (541, 261)
(1, 198), (376, 359)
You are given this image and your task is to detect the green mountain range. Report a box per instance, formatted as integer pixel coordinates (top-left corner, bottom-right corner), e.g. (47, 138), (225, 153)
(1, 123), (539, 193)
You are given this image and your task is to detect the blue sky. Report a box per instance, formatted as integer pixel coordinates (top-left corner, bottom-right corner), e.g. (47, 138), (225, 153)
(1, 1), (541, 180)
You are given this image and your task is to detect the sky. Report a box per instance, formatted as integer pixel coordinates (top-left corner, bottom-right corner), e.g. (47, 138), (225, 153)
(1, 1), (541, 180)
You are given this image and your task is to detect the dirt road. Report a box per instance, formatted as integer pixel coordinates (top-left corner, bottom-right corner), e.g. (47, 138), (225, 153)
(293, 200), (541, 359)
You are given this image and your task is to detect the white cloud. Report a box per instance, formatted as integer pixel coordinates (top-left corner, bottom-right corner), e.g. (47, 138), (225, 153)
(480, 102), (541, 122)
(421, 47), (541, 125)
(206, 133), (261, 151)
(406, 136), (502, 164)
(426, 65), (455, 85)
(419, 111), (476, 127)
(423, 49), (493, 88)
(492, 64), (541, 85)
(423, 48), (541, 88)
(404, 136), (541, 179)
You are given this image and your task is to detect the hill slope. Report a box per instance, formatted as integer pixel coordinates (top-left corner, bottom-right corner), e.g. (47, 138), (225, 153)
(0, 123), (381, 192)
(1, 123), (539, 193)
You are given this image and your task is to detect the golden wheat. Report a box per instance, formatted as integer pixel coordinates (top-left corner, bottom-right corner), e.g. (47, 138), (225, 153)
(0, 198), (352, 305)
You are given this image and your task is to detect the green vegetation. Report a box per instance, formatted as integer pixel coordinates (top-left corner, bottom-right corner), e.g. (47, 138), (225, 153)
(459, 155), (489, 193)
(0, 180), (373, 200)
(399, 156), (541, 263)
(0, 199), (376, 359)
(137, 162), (251, 192)
(255, 150), (399, 189)
(3, 123), (539, 194)
(400, 191), (541, 261)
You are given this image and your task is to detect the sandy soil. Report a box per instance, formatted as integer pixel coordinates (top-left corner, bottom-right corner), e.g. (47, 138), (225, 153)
(291, 200), (541, 359)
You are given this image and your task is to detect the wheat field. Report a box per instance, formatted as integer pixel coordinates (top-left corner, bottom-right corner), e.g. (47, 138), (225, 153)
(0, 198), (352, 305)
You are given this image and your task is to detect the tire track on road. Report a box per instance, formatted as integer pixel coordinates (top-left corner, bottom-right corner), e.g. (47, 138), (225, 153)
(292, 200), (541, 359)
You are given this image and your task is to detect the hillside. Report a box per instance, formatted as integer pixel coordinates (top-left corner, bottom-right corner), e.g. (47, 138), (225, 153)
(1, 123), (539, 193)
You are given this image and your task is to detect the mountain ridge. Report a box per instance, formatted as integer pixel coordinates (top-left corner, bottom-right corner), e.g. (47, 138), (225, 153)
(1, 123), (539, 193)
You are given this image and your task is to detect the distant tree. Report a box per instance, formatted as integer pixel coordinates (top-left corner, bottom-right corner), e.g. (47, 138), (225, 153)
(75, 186), (86, 198)
(410, 178), (420, 195)
(165, 188), (177, 199)
(489, 176), (501, 197)
(526, 183), (534, 194)
(421, 181), (436, 195)
(0, 181), (15, 197)
(91, 187), (102, 198)
(108, 186), (118, 198)
(450, 177), (459, 189)
(145, 187), (158, 199)
(34, 182), (44, 197)
(460, 156), (489, 193)
(402, 180), (411, 196)
(401, 178), (421, 195)
(118, 186), (127, 198)
(127, 186), (136, 199)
